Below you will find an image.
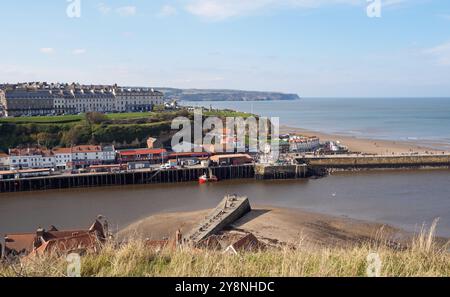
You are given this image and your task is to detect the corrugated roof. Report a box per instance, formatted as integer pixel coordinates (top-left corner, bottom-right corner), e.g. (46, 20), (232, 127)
(118, 148), (167, 156)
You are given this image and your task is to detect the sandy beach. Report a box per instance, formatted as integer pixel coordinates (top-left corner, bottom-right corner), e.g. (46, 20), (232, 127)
(118, 205), (423, 248)
(280, 126), (449, 155)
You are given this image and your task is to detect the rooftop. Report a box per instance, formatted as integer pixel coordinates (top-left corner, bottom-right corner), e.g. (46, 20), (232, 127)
(72, 145), (102, 153)
(118, 148), (167, 156)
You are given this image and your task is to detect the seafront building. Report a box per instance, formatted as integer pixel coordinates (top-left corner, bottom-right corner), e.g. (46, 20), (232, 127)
(0, 152), (9, 170)
(4, 145), (117, 170)
(0, 82), (164, 117)
(288, 135), (320, 152)
(52, 148), (73, 170)
(8, 148), (55, 170)
(117, 148), (168, 165)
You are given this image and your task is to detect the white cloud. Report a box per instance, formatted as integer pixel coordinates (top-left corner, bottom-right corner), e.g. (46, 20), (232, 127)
(116, 6), (137, 17)
(424, 42), (450, 66)
(97, 3), (112, 15)
(97, 3), (137, 17)
(72, 49), (87, 55)
(40, 48), (54, 54)
(158, 5), (178, 17)
(185, 0), (362, 20)
(184, 0), (410, 20)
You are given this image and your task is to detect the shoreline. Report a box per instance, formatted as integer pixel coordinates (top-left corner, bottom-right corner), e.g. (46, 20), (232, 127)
(280, 125), (450, 155)
(118, 205), (449, 248)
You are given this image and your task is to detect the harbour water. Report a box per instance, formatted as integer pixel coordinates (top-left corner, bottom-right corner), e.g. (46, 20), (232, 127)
(1, 169), (449, 237)
(184, 98), (450, 150)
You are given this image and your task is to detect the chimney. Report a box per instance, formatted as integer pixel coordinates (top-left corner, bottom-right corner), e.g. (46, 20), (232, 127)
(176, 229), (183, 247)
(147, 137), (156, 149)
(36, 227), (45, 238)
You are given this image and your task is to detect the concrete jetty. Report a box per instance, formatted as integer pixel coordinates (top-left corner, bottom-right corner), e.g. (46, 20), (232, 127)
(185, 195), (251, 244)
(297, 154), (450, 171)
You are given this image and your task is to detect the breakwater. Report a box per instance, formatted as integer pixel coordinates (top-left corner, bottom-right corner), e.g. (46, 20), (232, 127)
(297, 154), (450, 171)
(186, 195), (251, 244)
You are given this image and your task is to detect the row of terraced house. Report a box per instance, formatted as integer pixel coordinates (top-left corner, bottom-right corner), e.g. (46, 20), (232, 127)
(0, 145), (215, 172)
(0, 82), (164, 117)
(0, 146), (117, 171)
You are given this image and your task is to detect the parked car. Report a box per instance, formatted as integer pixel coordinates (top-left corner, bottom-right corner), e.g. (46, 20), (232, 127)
(160, 163), (176, 170)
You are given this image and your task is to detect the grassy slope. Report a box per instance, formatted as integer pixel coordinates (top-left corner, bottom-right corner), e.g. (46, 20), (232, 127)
(0, 110), (253, 124)
(0, 112), (157, 124)
(1, 228), (449, 277)
(0, 110), (254, 151)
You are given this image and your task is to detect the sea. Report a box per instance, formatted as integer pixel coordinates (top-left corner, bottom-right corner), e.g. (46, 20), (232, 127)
(183, 97), (450, 150)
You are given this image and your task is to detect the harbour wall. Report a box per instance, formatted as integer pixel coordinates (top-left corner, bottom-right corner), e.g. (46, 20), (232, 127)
(255, 164), (308, 180)
(297, 154), (450, 171)
(0, 164), (310, 193)
(0, 165), (254, 193)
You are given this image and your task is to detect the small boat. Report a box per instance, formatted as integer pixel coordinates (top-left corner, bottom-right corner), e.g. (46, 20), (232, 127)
(199, 174), (218, 184)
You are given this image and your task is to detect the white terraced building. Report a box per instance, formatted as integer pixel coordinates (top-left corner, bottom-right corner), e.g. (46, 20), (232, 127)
(2, 145), (117, 171)
(8, 148), (56, 170)
(0, 83), (165, 117)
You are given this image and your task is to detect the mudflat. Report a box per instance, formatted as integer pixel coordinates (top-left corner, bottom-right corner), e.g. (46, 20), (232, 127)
(118, 205), (419, 248)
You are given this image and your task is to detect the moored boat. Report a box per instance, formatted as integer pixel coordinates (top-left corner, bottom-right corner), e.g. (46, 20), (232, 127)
(199, 174), (218, 184)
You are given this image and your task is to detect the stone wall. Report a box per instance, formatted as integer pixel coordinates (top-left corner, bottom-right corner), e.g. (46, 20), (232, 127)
(297, 155), (450, 170)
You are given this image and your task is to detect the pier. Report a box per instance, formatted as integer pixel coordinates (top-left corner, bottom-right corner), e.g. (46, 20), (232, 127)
(185, 195), (251, 244)
(0, 164), (255, 193)
(296, 154), (450, 171)
(0, 163), (311, 194)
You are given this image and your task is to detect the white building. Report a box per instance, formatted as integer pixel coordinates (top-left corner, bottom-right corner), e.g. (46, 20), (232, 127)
(102, 145), (116, 164)
(4, 145), (118, 171)
(8, 148), (55, 170)
(114, 88), (164, 112)
(71, 145), (103, 168)
(289, 135), (320, 152)
(0, 152), (9, 170)
(53, 148), (73, 170)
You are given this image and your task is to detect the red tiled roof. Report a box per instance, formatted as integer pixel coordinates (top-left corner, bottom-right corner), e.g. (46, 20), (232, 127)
(118, 148), (167, 156)
(9, 148), (46, 156)
(72, 145), (102, 153)
(4, 220), (106, 257)
(53, 147), (72, 154)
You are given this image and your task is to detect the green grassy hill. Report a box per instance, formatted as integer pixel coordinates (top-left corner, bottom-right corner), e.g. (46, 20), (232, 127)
(0, 109), (255, 152)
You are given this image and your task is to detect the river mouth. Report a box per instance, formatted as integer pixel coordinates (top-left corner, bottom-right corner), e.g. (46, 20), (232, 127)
(1, 169), (449, 237)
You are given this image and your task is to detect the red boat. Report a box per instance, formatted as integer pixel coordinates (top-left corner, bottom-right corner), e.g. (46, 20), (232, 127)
(199, 174), (218, 184)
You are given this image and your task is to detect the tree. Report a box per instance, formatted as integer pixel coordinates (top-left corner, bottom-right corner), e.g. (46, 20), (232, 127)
(85, 112), (107, 125)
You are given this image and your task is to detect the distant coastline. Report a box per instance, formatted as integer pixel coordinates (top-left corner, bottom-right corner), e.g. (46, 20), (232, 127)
(157, 87), (300, 101)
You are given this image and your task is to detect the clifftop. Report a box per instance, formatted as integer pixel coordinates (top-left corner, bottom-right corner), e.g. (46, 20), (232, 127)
(158, 88), (300, 102)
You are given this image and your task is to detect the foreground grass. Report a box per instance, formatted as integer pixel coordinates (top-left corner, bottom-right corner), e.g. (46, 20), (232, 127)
(1, 230), (449, 277)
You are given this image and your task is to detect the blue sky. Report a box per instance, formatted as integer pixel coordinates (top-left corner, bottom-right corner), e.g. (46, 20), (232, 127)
(1, 0), (450, 97)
